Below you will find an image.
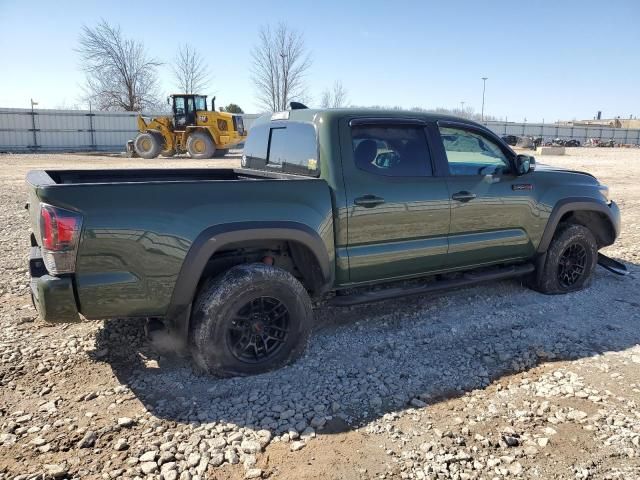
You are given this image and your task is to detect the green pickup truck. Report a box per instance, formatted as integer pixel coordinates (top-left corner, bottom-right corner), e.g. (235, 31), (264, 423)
(26, 107), (625, 376)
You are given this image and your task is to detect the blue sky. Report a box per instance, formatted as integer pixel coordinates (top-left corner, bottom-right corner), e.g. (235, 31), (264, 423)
(0, 0), (638, 121)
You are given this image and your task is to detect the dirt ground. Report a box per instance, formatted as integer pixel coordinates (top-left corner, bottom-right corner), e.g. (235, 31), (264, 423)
(0, 148), (639, 480)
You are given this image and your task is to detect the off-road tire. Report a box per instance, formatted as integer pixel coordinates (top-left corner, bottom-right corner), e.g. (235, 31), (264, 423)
(213, 148), (229, 158)
(529, 223), (598, 294)
(190, 263), (313, 377)
(160, 148), (176, 157)
(133, 132), (161, 159)
(186, 132), (216, 159)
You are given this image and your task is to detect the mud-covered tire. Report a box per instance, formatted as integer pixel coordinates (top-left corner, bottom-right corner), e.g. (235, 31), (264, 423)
(213, 148), (229, 158)
(133, 132), (161, 159)
(190, 264), (313, 377)
(186, 132), (215, 159)
(529, 223), (598, 294)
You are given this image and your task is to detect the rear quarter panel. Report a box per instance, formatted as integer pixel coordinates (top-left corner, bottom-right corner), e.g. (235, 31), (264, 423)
(34, 178), (334, 319)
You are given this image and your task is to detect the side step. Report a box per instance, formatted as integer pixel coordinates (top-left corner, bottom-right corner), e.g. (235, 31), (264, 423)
(329, 263), (535, 307)
(597, 253), (629, 276)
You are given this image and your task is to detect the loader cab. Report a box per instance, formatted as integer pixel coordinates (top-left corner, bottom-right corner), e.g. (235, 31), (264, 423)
(170, 94), (208, 130)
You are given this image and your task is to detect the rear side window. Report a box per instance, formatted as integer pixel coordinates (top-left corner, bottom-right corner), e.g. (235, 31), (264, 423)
(351, 125), (432, 176)
(242, 122), (319, 177)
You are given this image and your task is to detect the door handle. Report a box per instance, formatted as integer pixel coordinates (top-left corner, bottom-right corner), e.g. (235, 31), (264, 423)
(354, 195), (385, 208)
(451, 191), (477, 202)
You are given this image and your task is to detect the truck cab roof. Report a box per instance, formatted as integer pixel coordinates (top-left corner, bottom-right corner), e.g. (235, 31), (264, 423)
(257, 107), (476, 126)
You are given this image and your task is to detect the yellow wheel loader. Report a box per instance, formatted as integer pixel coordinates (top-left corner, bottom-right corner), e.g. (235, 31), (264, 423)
(127, 94), (247, 159)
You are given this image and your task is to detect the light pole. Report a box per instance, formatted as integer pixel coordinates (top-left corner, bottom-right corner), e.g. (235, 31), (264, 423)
(30, 98), (39, 149)
(460, 101), (465, 114)
(481, 77), (488, 122)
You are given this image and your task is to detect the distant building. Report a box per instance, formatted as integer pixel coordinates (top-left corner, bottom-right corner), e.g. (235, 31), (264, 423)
(556, 118), (640, 129)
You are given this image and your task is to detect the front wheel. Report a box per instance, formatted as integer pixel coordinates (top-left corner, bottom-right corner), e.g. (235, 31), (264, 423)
(186, 132), (215, 159)
(529, 223), (598, 294)
(190, 264), (313, 376)
(133, 132), (161, 159)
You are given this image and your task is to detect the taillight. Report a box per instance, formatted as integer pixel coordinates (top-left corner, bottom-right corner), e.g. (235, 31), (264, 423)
(39, 204), (83, 274)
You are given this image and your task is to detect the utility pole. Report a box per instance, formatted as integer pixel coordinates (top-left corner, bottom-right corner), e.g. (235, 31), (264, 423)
(460, 101), (465, 114)
(30, 98), (38, 149)
(481, 77), (488, 121)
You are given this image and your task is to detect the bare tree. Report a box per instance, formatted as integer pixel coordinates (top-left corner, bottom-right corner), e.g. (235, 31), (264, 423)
(251, 23), (312, 112)
(320, 80), (349, 108)
(77, 20), (162, 111)
(172, 44), (211, 94)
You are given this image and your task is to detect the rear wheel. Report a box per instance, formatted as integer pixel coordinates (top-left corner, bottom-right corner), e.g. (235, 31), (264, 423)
(186, 132), (215, 159)
(133, 132), (161, 159)
(190, 264), (313, 376)
(529, 223), (598, 294)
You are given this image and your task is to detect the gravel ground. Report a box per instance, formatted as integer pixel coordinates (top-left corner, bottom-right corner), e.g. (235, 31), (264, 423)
(0, 148), (639, 480)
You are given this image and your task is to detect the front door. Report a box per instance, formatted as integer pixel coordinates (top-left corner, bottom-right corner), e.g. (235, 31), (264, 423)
(435, 122), (539, 268)
(173, 96), (196, 129)
(173, 96), (187, 129)
(342, 119), (451, 284)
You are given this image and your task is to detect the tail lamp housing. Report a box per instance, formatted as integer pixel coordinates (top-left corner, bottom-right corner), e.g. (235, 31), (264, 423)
(39, 204), (83, 275)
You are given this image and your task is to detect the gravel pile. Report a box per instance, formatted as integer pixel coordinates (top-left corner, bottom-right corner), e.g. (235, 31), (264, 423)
(1, 152), (639, 479)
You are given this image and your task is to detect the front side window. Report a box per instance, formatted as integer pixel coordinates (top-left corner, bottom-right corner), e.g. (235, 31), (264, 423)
(194, 96), (207, 111)
(351, 125), (432, 177)
(174, 97), (185, 115)
(439, 126), (511, 175)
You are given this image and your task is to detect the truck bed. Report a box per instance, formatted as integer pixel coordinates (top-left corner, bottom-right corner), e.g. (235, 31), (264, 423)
(27, 168), (304, 186)
(25, 166), (334, 321)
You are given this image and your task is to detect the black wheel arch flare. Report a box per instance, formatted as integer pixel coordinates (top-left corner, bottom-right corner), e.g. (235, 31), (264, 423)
(164, 221), (332, 341)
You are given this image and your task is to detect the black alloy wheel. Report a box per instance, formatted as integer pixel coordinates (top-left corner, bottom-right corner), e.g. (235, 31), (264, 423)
(557, 243), (587, 288)
(227, 296), (290, 363)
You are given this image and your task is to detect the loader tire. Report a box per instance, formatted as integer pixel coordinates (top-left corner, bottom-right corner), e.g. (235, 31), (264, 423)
(186, 132), (215, 159)
(133, 132), (161, 159)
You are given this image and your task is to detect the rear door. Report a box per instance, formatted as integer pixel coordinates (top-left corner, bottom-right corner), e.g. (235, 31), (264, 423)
(341, 118), (451, 284)
(434, 121), (539, 268)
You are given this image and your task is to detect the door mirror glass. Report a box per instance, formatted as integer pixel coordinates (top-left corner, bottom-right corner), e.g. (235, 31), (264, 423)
(516, 154), (535, 175)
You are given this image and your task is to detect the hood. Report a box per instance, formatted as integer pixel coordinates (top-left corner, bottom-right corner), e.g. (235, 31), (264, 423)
(535, 163), (597, 180)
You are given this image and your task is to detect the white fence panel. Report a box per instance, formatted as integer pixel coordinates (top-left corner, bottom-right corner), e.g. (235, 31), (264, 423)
(1, 108), (638, 152)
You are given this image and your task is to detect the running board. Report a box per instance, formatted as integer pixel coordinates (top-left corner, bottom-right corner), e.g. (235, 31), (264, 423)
(329, 263), (535, 307)
(598, 253), (629, 276)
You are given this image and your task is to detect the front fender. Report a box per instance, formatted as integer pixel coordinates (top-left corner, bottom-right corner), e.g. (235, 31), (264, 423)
(537, 197), (620, 253)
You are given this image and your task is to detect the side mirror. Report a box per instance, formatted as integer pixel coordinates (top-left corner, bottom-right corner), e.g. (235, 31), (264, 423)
(516, 154), (535, 175)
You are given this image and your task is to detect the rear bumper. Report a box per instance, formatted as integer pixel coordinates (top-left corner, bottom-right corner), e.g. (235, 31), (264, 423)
(29, 247), (80, 323)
